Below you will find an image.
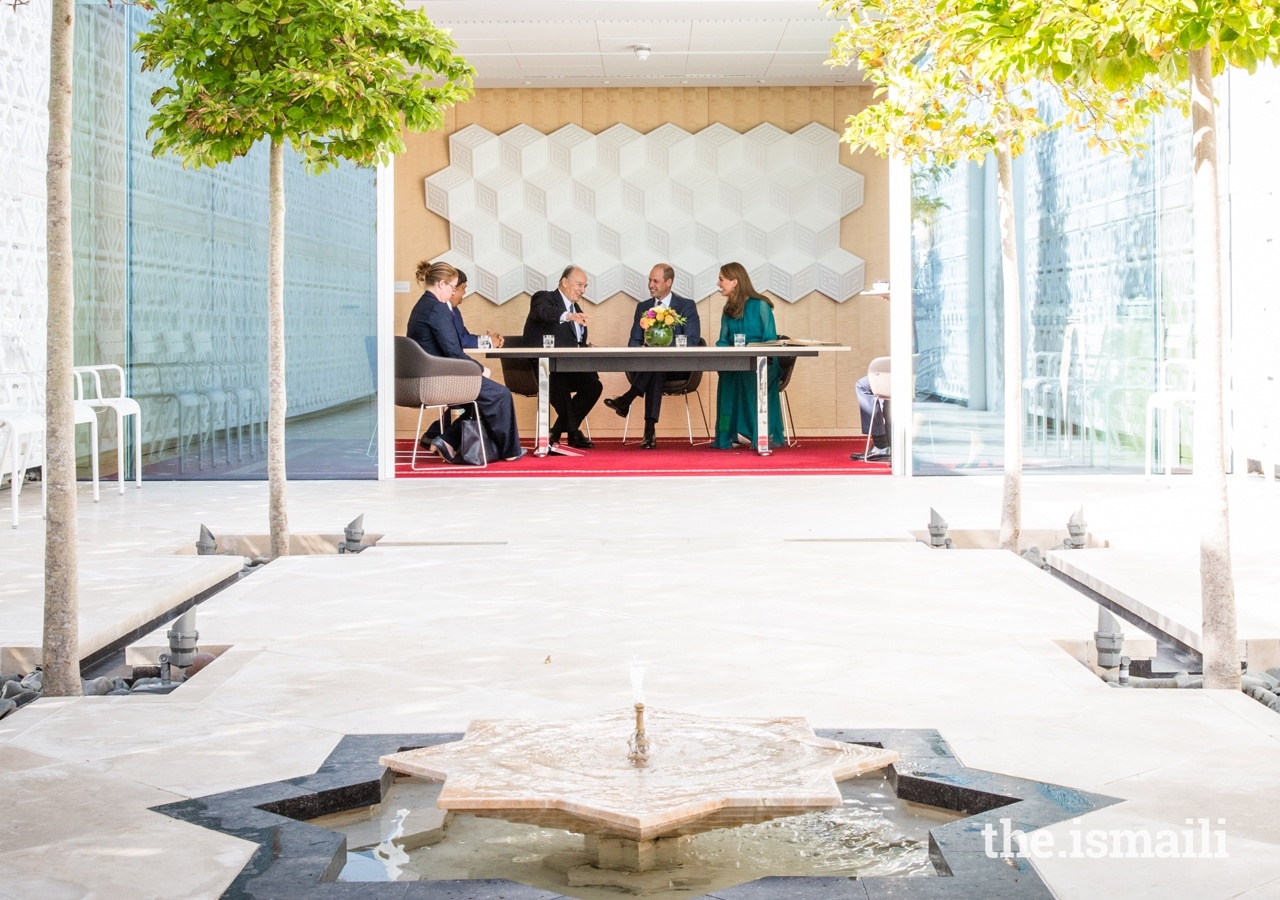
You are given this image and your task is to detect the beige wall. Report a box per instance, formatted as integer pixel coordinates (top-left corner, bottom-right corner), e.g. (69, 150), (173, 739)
(394, 87), (889, 439)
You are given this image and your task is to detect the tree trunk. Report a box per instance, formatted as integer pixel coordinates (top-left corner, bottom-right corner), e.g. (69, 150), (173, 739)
(1189, 47), (1239, 690)
(41, 0), (81, 697)
(267, 138), (289, 560)
(995, 143), (1023, 552)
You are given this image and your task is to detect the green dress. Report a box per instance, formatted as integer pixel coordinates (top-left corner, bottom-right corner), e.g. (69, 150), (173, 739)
(713, 297), (785, 449)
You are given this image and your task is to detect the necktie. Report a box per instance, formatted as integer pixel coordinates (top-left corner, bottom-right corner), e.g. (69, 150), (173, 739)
(567, 301), (582, 342)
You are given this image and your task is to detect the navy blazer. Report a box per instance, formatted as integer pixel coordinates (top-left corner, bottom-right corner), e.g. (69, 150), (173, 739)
(627, 294), (701, 347)
(451, 304), (479, 350)
(406, 291), (482, 371)
(523, 290), (589, 347)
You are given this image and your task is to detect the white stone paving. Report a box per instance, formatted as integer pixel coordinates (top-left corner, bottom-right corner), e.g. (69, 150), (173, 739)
(1, 473), (1278, 898)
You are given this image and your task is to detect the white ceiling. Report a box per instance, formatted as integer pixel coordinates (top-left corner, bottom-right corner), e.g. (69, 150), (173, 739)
(410, 1), (862, 88)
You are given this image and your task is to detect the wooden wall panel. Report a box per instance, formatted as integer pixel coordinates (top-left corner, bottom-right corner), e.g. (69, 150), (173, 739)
(393, 87), (889, 440)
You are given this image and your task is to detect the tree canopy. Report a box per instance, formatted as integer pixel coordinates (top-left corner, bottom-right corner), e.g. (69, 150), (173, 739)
(825, 0), (1174, 163)
(135, 0), (474, 170)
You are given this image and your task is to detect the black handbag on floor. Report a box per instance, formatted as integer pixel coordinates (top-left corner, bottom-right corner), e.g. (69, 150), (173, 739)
(457, 416), (497, 466)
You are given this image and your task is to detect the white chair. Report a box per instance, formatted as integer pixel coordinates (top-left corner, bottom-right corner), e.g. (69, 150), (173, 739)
(1, 373), (46, 528)
(75, 364), (142, 493)
(1145, 358), (1195, 478)
(862, 356), (891, 461)
(0, 372), (98, 526)
(1039, 324), (1088, 458)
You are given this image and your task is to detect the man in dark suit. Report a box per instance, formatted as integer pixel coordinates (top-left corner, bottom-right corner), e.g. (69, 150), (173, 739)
(448, 269), (504, 351)
(603, 263), (701, 449)
(522, 265), (602, 449)
(406, 261), (524, 462)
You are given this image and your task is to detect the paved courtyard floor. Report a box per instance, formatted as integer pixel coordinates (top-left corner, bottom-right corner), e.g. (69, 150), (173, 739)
(1, 473), (1278, 899)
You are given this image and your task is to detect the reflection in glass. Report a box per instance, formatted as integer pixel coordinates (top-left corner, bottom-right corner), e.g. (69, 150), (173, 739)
(910, 103), (1196, 475)
(71, 2), (378, 480)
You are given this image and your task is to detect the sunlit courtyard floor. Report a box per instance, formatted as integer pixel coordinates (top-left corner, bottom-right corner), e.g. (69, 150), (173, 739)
(1, 472), (1279, 898)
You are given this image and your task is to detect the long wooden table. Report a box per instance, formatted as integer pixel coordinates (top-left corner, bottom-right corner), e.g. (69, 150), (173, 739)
(474, 345), (850, 457)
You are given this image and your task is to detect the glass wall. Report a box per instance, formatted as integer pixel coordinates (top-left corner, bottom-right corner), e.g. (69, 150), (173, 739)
(910, 100), (1196, 474)
(72, 1), (378, 480)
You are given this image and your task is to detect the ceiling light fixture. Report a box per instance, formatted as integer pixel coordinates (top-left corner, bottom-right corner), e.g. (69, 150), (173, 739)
(634, 44), (651, 61)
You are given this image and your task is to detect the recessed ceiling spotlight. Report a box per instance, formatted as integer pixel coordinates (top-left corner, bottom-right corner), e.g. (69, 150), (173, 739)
(835, 78), (845, 83)
(757, 79), (766, 84)
(524, 80), (531, 85)
(681, 80), (688, 84)
(603, 80), (611, 84)
(634, 44), (651, 61)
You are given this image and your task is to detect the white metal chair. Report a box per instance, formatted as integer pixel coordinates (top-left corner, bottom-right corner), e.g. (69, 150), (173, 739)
(1145, 358), (1195, 477)
(1, 373), (46, 528)
(74, 364), (142, 493)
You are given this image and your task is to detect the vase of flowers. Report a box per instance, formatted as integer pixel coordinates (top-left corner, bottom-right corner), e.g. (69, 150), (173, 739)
(640, 305), (686, 347)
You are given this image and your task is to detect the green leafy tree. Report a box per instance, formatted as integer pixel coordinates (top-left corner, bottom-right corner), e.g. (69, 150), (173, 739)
(826, 0), (1164, 552)
(990, 0), (1280, 690)
(136, 0), (472, 559)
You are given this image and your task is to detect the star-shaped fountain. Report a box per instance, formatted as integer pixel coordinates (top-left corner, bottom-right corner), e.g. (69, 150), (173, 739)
(380, 708), (898, 844)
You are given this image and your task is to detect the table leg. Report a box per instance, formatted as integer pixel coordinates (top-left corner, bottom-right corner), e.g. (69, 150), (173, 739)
(756, 355), (771, 456)
(535, 355), (551, 457)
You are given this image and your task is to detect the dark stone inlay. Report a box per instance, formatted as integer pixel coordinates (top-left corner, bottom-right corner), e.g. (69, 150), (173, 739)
(155, 730), (1119, 899)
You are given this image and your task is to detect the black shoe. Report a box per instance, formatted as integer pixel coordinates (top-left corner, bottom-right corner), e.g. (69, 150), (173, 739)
(568, 431), (594, 449)
(430, 436), (457, 462)
(862, 445), (890, 461)
(419, 433), (436, 451)
(603, 396), (632, 419)
(503, 448), (528, 462)
(641, 422), (657, 449)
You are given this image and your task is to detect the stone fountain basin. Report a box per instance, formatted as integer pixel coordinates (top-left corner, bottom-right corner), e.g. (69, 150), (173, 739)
(381, 708), (898, 843)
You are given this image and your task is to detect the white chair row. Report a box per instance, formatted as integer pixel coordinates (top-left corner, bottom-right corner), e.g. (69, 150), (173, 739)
(1, 371), (106, 528)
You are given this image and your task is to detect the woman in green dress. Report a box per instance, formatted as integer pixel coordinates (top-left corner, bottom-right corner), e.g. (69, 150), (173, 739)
(712, 261), (785, 449)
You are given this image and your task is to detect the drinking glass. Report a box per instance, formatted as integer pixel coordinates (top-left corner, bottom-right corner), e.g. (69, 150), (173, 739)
(733, 333), (746, 347)
(675, 335), (688, 348)
(542, 335), (555, 349)
(477, 334), (492, 350)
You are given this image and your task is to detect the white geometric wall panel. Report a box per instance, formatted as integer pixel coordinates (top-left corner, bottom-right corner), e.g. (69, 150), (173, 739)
(425, 121), (866, 304)
(1, 0), (51, 381)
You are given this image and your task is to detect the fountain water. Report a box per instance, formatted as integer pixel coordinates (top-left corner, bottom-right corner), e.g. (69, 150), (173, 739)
(379, 667), (899, 890)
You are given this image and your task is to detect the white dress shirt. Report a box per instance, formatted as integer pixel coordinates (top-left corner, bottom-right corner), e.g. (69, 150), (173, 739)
(558, 290), (582, 341)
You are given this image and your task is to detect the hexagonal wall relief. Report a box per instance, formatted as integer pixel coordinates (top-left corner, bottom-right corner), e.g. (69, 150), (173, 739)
(425, 122), (866, 305)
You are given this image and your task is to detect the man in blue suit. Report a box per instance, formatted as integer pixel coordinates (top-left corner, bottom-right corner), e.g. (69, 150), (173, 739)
(447, 269), (505, 351)
(603, 264), (701, 449)
(406, 262), (523, 462)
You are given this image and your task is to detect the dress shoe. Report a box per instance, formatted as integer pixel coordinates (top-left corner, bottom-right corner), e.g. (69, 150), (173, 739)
(419, 433), (438, 452)
(567, 431), (594, 449)
(603, 396), (631, 419)
(860, 445), (891, 461)
(430, 436), (457, 462)
(640, 422), (657, 449)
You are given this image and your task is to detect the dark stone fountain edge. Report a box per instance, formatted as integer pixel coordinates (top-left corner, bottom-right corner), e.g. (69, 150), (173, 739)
(153, 729), (1119, 900)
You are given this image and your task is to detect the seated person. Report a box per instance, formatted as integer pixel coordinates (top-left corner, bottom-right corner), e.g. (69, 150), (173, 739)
(406, 261), (524, 462)
(603, 263), (701, 449)
(854, 375), (890, 460)
(522, 265), (602, 449)
(447, 268), (504, 350)
(712, 262), (785, 449)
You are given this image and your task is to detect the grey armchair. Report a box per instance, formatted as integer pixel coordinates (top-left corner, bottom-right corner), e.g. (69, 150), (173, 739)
(394, 336), (485, 469)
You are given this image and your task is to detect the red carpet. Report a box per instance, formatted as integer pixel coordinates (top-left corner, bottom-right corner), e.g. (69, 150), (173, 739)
(394, 436), (889, 477)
